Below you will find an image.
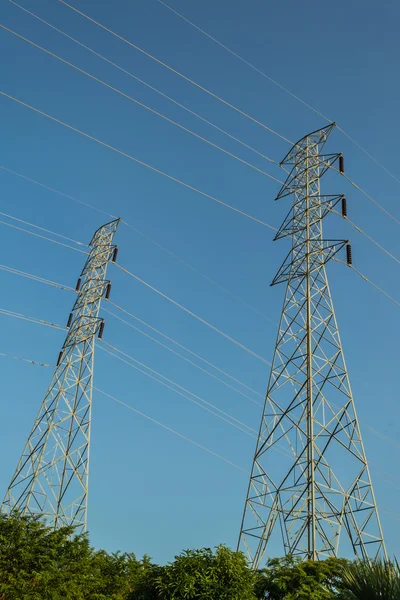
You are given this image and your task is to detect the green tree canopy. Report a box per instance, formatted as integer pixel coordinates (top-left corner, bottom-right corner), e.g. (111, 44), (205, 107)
(147, 545), (257, 600)
(255, 554), (351, 600)
(0, 512), (93, 599)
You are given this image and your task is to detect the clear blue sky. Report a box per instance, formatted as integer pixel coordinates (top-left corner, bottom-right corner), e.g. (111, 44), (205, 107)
(1, 0), (400, 563)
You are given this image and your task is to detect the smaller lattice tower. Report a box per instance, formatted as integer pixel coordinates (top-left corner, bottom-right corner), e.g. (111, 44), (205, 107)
(2, 219), (120, 533)
(238, 125), (385, 567)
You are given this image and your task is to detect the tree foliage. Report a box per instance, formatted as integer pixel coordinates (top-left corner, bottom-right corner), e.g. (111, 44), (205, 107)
(151, 546), (257, 600)
(0, 513), (398, 599)
(254, 554), (351, 600)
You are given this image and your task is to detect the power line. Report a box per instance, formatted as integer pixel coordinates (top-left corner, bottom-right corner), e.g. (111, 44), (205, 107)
(2, 268), (400, 487)
(0, 263), (74, 292)
(155, 0), (400, 187)
(17, 2), (399, 239)
(6, 9), (400, 281)
(106, 300), (263, 398)
(0, 24), (285, 186)
(7, 0), (280, 168)
(98, 341), (256, 437)
(4, 255), (400, 456)
(1, 344), (399, 506)
(329, 164), (400, 227)
(95, 386), (400, 524)
(94, 386), (249, 473)
(0, 306), (65, 330)
(332, 210), (400, 267)
(3, 200), (400, 403)
(103, 305), (262, 406)
(337, 126), (400, 187)
(0, 217), (88, 254)
(1, 164), (276, 324)
(0, 90), (277, 230)
(0, 164), (118, 219)
(0, 351), (53, 367)
(2, 341), (398, 478)
(56, 0), (293, 145)
(342, 171), (400, 227)
(115, 263), (272, 366)
(0, 208), (276, 368)
(121, 219), (276, 325)
(156, 0), (330, 122)
(0, 209), (86, 246)
(338, 259), (400, 309)
(99, 342), (297, 463)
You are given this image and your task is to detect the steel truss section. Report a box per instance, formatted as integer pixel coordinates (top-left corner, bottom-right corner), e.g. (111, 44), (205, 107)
(238, 125), (385, 567)
(2, 219), (120, 533)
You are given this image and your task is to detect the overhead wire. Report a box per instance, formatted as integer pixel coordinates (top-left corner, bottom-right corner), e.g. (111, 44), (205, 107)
(0, 259), (265, 407)
(98, 340), (257, 437)
(0, 306), (65, 330)
(97, 382), (400, 522)
(1, 340), (399, 507)
(332, 209), (400, 268)
(0, 24), (285, 186)
(156, 0), (330, 122)
(155, 0), (400, 187)
(3, 254), (400, 455)
(3, 201), (400, 382)
(94, 386), (249, 473)
(0, 207), (275, 368)
(0, 217), (88, 254)
(56, 0), (293, 145)
(7, 0), (280, 168)
(2, 342), (399, 488)
(335, 259), (400, 309)
(330, 164), (400, 227)
(0, 351), (53, 367)
(4, 24), (399, 264)
(0, 90), (277, 230)
(0, 209), (86, 246)
(120, 218), (276, 325)
(115, 263), (272, 366)
(0, 263), (74, 292)
(342, 172), (400, 227)
(0, 170), (275, 328)
(106, 300), (263, 398)
(6, 6), (400, 244)
(1, 268), (400, 489)
(3, 196), (400, 408)
(98, 341), (297, 462)
(103, 305), (262, 406)
(0, 164), (118, 220)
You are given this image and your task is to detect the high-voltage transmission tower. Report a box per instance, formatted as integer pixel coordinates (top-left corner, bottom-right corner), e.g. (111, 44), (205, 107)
(2, 219), (120, 533)
(238, 125), (385, 567)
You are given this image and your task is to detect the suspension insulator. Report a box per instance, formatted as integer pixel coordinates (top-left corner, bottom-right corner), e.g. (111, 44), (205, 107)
(75, 278), (82, 291)
(57, 351), (63, 366)
(66, 313), (73, 328)
(339, 154), (345, 174)
(112, 246), (119, 263)
(98, 320), (105, 339)
(105, 283), (112, 300)
(341, 197), (347, 217)
(346, 244), (353, 266)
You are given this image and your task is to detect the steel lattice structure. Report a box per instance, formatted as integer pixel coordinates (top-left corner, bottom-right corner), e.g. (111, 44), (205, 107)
(238, 125), (385, 567)
(2, 219), (119, 533)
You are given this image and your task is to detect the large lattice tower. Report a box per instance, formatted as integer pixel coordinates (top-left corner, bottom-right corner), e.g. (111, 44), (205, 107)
(2, 219), (120, 533)
(238, 125), (385, 567)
